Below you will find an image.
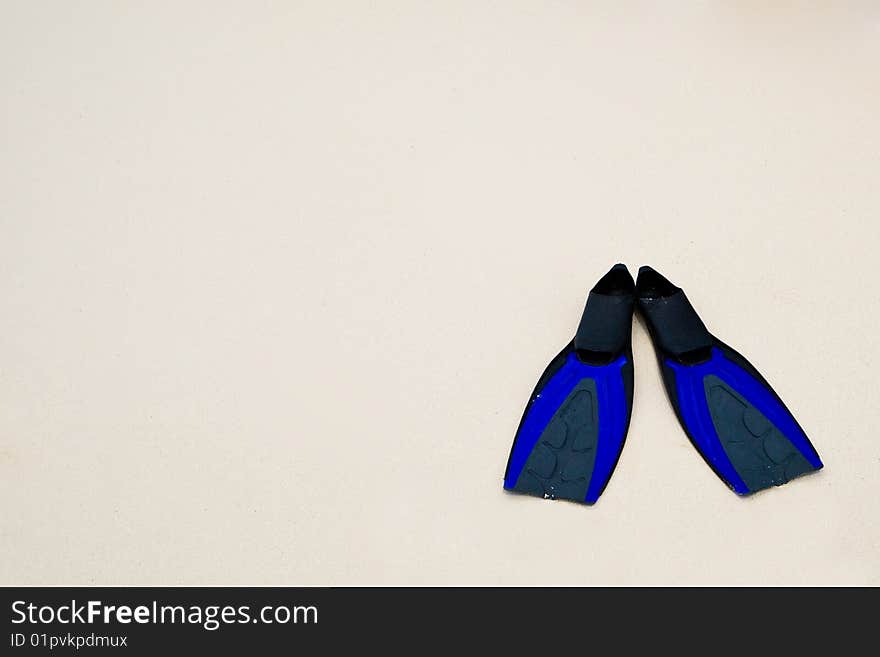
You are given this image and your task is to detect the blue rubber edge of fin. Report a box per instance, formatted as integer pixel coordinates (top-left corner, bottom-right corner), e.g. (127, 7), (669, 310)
(504, 353), (628, 503)
(667, 347), (823, 495)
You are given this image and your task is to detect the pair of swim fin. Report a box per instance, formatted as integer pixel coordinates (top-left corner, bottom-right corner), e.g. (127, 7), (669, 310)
(503, 264), (823, 504)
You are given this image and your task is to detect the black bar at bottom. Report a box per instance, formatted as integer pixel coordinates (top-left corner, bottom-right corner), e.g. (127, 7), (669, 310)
(0, 586), (865, 653)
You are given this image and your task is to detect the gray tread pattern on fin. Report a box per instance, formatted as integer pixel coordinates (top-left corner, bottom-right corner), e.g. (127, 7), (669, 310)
(703, 375), (814, 492)
(513, 379), (598, 502)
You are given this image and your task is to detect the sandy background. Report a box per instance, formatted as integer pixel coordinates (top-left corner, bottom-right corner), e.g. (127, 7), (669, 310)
(2, 3), (878, 585)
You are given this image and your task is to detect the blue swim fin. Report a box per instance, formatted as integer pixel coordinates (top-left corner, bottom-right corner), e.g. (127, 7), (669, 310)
(503, 264), (635, 504)
(636, 266), (823, 495)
